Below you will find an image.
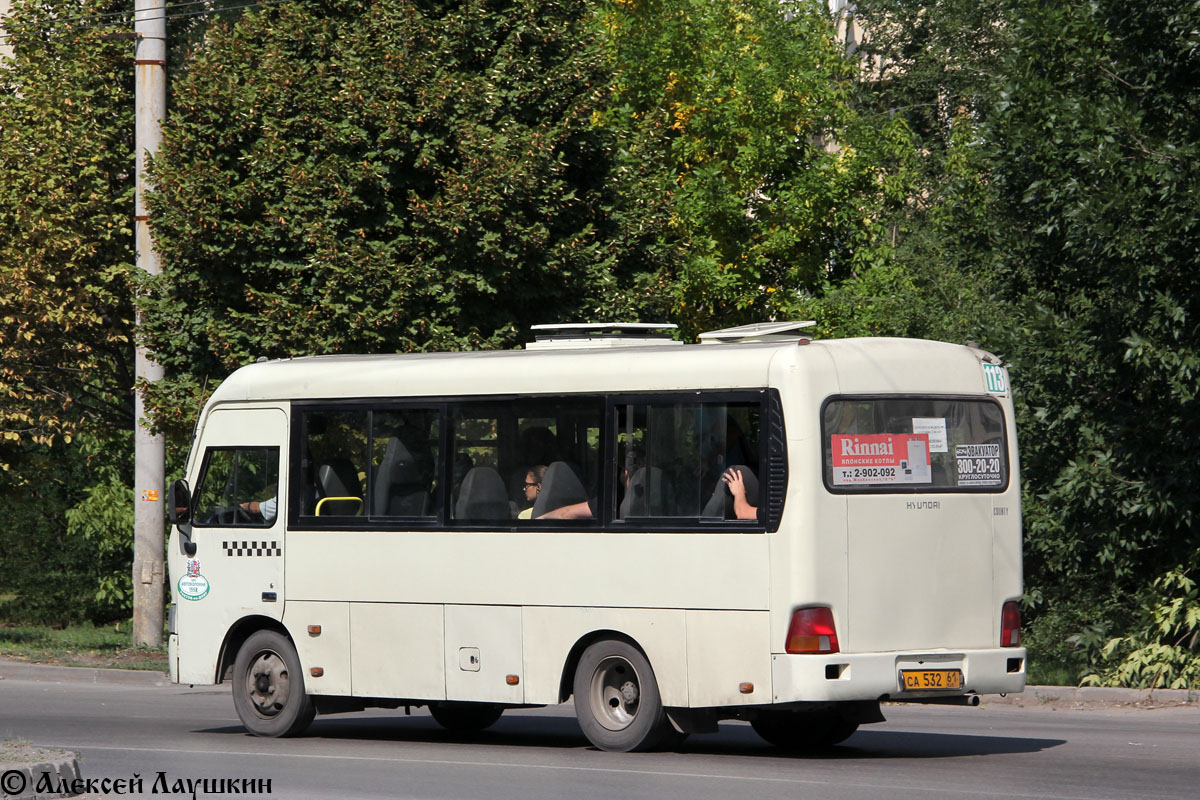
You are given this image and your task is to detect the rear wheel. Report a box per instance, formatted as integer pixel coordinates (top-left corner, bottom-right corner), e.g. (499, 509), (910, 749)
(573, 639), (673, 752)
(429, 702), (504, 733)
(232, 630), (316, 737)
(751, 709), (858, 751)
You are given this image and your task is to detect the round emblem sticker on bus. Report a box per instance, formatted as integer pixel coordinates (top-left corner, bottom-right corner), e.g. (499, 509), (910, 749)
(177, 558), (210, 601)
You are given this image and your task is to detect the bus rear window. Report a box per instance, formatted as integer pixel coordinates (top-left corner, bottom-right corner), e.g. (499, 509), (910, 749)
(822, 397), (1008, 493)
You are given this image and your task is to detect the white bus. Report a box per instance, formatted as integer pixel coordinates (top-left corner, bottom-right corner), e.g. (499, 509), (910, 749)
(166, 322), (1025, 752)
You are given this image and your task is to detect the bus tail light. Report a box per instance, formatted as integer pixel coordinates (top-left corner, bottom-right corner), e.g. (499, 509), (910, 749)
(1001, 601), (1021, 647)
(785, 607), (840, 654)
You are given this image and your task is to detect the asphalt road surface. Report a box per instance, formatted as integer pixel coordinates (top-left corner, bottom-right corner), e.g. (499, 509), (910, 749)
(2, 675), (1197, 799)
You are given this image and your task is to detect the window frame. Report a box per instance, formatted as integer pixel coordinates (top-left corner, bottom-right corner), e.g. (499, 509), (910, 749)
(289, 400), (448, 531)
(287, 390), (785, 533)
(191, 445), (281, 529)
(819, 394), (1011, 495)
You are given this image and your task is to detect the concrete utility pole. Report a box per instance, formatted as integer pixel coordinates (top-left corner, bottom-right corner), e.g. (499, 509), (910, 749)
(132, 0), (167, 648)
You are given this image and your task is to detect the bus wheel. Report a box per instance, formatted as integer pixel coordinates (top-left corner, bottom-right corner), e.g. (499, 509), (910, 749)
(429, 702), (504, 733)
(573, 639), (671, 752)
(232, 630), (316, 738)
(750, 710), (858, 751)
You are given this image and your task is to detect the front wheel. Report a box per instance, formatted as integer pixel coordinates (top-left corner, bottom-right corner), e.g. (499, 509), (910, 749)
(232, 630), (316, 737)
(573, 639), (673, 752)
(429, 702), (504, 733)
(751, 709), (858, 751)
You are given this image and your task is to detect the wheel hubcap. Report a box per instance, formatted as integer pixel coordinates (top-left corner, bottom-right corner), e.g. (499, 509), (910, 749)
(245, 650), (290, 718)
(590, 656), (641, 731)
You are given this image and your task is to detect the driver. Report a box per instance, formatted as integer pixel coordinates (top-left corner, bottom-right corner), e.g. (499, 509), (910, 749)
(239, 496), (277, 523)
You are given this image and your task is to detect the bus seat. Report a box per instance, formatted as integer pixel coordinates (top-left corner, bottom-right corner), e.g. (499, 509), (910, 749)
(700, 464), (758, 519)
(619, 466), (671, 518)
(454, 467), (511, 520)
(532, 461), (589, 518)
(373, 437), (430, 516)
(316, 458), (363, 516)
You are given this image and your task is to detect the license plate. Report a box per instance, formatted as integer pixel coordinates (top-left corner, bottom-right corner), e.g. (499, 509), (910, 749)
(900, 669), (964, 691)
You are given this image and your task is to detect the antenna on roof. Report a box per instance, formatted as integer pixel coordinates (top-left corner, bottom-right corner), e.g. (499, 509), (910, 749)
(526, 322), (682, 350)
(698, 321), (816, 345)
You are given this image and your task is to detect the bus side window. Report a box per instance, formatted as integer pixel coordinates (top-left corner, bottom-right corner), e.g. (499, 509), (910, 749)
(193, 447), (279, 527)
(371, 409), (440, 519)
(614, 401), (761, 522)
(300, 410), (367, 518)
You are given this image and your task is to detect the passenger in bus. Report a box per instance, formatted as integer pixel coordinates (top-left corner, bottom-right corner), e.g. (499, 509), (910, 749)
(517, 465), (547, 519)
(721, 467), (758, 521)
(533, 461), (595, 519)
(701, 415), (758, 500)
(537, 456), (645, 520)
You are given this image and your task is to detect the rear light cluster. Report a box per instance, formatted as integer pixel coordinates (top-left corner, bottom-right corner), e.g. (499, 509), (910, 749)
(785, 607), (840, 654)
(1001, 601), (1021, 647)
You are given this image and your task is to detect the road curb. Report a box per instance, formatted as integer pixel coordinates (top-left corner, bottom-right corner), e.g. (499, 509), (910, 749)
(983, 684), (1198, 706)
(0, 660), (167, 687)
(0, 753), (82, 799)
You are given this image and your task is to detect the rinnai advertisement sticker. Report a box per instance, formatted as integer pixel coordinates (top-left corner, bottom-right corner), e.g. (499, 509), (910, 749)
(831, 433), (932, 486)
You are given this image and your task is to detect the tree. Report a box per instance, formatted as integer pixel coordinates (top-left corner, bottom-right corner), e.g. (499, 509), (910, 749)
(991, 0), (1200, 659)
(853, 0), (1200, 678)
(142, 0), (667, 436)
(595, 0), (916, 337)
(0, 0), (136, 448)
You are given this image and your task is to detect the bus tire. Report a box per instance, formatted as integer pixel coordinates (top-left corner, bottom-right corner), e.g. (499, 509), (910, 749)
(751, 709), (859, 751)
(232, 630), (316, 737)
(573, 639), (672, 752)
(429, 702), (504, 733)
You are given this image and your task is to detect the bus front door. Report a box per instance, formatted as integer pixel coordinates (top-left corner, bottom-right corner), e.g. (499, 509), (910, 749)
(172, 407), (288, 685)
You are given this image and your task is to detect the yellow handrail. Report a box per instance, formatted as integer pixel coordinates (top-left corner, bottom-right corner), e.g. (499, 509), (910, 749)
(315, 496), (364, 516)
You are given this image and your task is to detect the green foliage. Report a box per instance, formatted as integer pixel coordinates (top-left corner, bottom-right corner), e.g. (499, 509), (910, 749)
(64, 456), (134, 613)
(0, 621), (166, 670)
(0, 0), (135, 445)
(855, 0), (1200, 682)
(988, 1), (1200, 646)
(596, 0), (915, 336)
(1083, 561), (1200, 690)
(143, 0), (666, 436)
(0, 433), (133, 626)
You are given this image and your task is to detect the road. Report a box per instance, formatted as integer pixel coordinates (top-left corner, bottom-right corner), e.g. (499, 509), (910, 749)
(1, 675), (1197, 799)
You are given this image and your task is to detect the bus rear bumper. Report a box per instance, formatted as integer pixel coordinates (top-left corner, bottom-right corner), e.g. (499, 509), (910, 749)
(769, 647), (1027, 704)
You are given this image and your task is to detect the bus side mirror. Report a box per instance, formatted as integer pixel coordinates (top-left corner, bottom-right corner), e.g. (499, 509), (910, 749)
(168, 479), (192, 525)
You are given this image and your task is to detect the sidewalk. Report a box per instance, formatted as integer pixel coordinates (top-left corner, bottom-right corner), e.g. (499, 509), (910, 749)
(984, 683), (1199, 707)
(0, 659), (168, 687)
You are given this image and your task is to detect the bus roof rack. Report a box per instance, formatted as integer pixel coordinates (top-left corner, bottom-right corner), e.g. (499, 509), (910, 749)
(698, 321), (816, 344)
(526, 322), (682, 350)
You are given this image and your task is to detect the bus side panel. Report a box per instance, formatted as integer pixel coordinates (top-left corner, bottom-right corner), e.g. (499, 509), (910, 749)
(521, 607), (687, 706)
(768, 346), (846, 660)
(444, 605), (523, 704)
(350, 602), (446, 701)
(685, 610), (772, 707)
(285, 600), (352, 695)
(286, 532), (769, 611)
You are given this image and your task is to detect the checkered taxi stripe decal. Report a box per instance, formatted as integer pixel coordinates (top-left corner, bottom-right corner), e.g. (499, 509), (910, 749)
(222, 540), (282, 557)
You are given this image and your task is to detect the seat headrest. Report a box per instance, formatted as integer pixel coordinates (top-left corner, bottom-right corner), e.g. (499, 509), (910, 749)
(532, 461), (589, 518)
